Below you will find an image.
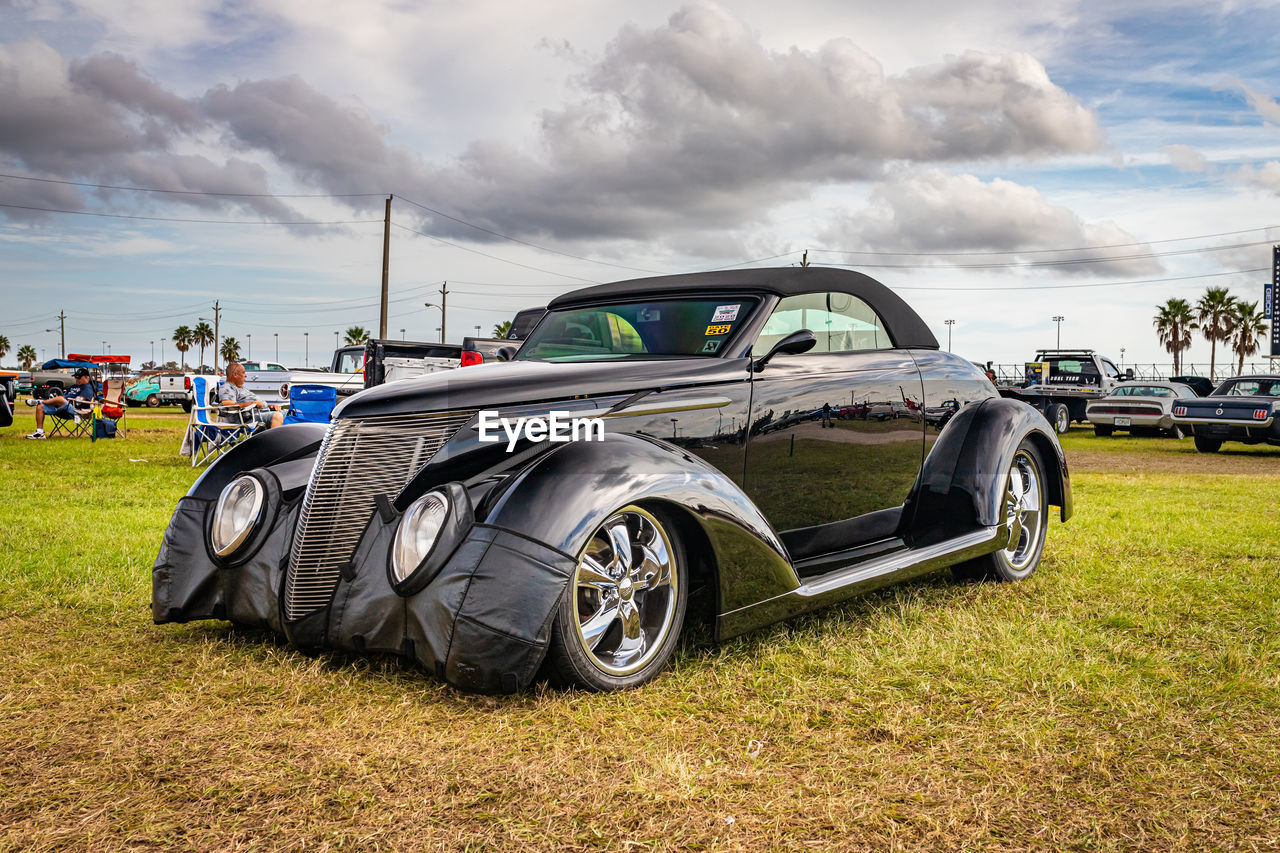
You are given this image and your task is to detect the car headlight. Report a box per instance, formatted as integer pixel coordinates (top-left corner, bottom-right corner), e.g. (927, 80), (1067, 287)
(210, 475), (265, 557)
(391, 489), (451, 584)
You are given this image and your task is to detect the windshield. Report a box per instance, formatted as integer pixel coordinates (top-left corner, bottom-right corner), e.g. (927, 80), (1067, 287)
(516, 298), (758, 362)
(1213, 378), (1279, 397)
(1114, 386), (1176, 397)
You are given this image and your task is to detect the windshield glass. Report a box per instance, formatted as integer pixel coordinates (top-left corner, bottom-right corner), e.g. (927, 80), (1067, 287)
(1213, 378), (1279, 397)
(1114, 386), (1175, 397)
(516, 298), (758, 361)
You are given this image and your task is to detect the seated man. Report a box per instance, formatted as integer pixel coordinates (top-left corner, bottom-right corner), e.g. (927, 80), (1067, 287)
(25, 368), (95, 439)
(218, 362), (284, 430)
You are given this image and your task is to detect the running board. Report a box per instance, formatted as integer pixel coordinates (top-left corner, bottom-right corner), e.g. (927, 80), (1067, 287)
(798, 526), (1003, 597)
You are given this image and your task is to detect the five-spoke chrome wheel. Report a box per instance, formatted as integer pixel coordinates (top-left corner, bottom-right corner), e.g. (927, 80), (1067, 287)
(572, 507), (679, 676)
(1002, 448), (1044, 574)
(546, 504), (687, 690)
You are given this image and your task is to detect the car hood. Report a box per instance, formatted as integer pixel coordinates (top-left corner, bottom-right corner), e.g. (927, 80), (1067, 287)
(333, 357), (750, 419)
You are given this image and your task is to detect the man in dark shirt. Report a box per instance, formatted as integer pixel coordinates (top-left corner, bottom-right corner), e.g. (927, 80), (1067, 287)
(26, 368), (95, 438)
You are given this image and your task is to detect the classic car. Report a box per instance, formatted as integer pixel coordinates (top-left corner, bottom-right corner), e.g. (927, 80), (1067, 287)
(126, 373), (192, 407)
(1171, 375), (1280, 452)
(1084, 381), (1197, 438)
(153, 267), (1072, 693)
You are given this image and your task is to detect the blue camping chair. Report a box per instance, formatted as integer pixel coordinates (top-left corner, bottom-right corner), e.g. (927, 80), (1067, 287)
(181, 376), (257, 466)
(283, 384), (337, 425)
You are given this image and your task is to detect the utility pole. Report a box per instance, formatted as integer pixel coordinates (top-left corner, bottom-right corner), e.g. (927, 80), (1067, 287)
(304, 332), (309, 367)
(57, 310), (66, 357)
(379, 195), (392, 339)
(440, 281), (448, 343)
(213, 300), (221, 373)
(944, 319), (955, 352)
(800, 250), (809, 267)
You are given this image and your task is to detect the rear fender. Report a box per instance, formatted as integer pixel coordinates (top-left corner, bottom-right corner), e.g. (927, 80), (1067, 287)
(905, 397), (1071, 547)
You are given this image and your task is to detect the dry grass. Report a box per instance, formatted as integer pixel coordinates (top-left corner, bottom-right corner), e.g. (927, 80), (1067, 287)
(2, 413), (1279, 851)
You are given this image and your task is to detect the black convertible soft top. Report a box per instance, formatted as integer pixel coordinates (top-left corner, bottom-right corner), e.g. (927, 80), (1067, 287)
(549, 266), (939, 350)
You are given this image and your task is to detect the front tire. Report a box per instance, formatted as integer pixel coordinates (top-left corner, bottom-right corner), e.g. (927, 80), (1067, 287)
(545, 505), (687, 691)
(953, 439), (1049, 582)
(146, 394), (160, 407)
(1194, 436), (1222, 453)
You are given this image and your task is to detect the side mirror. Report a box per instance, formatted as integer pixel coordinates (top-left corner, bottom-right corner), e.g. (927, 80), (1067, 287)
(1124, 368), (1134, 381)
(496, 346), (518, 362)
(753, 330), (817, 373)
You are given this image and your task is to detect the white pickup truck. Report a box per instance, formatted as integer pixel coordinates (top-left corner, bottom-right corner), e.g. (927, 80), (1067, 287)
(997, 348), (1133, 433)
(243, 356), (366, 406)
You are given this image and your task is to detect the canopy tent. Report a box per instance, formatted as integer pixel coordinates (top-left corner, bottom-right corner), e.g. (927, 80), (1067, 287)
(40, 359), (99, 370)
(66, 353), (131, 364)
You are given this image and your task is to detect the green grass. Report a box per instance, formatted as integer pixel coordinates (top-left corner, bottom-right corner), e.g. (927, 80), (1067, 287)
(2, 413), (1279, 851)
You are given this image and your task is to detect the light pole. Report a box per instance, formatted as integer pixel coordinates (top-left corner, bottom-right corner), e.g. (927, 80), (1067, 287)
(334, 331), (339, 351)
(944, 319), (955, 352)
(400, 328), (406, 341)
(474, 325), (481, 337)
(150, 340), (155, 364)
(101, 340), (106, 356)
(304, 332), (309, 367)
(246, 334), (251, 360)
(274, 333), (279, 362)
(425, 302), (444, 343)
(1052, 316), (1065, 349)
(1120, 347), (1125, 370)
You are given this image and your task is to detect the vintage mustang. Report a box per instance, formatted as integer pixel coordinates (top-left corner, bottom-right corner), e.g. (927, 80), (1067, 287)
(1171, 375), (1280, 452)
(153, 267), (1072, 692)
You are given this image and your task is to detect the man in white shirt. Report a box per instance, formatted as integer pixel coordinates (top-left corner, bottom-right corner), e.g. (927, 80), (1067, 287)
(218, 363), (284, 430)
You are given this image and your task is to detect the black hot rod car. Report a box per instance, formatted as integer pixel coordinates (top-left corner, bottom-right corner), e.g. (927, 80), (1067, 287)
(154, 267), (1072, 693)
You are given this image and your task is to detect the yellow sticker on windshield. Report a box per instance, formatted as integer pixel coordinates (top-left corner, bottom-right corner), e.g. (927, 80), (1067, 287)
(705, 324), (731, 335)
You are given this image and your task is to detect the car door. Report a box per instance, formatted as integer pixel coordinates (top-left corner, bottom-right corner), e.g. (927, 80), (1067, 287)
(743, 291), (924, 558)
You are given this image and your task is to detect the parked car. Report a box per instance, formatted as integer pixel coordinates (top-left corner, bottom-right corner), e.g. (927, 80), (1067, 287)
(152, 267), (1072, 693)
(0, 372), (13, 428)
(1084, 381), (1197, 437)
(1171, 375), (1280, 452)
(126, 373), (191, 407)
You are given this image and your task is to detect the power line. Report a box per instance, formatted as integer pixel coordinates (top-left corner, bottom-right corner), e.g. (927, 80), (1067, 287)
(810, 224), (1280, 257)
(391, 221), (600, 283)
(893, 266), (1269, 292)
(810, 239), (1277, 270)
(0, 202), (382, 225)
(396, 194), (662, 275)
(0, 172), (386, 198)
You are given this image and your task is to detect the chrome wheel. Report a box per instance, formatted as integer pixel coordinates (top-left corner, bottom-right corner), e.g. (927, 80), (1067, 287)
(572, 506), (679, 677)
(1003, 449), (1044, 572)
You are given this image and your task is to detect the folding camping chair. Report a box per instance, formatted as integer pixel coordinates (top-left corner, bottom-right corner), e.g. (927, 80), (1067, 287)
(45, 381), (97, 438)
(282, 384), (337, 425)
(97, 377), (128, 437)
(181, 376), (257, 466)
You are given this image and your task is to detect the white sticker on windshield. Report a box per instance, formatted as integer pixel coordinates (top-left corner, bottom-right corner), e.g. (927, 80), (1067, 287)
(712, 304), (741, 322)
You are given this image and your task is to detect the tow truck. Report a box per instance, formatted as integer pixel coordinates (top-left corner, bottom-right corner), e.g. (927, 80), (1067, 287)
(998, 348), (1133, 433)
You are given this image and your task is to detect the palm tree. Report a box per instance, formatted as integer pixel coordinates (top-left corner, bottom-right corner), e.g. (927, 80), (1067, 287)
(343, 326), (370, 346)
(492, 320), (513, 338)
(1230, 300), (1268, 375)
(1153, 298), (1197, 375)
(17, 344), (37, 369)
(172, 325), (193, 370)
(192, 322), (215, 373)
(0, 334), (9, 363)
(220, 337), (242, 364)
(1195, 287), (1237, 379)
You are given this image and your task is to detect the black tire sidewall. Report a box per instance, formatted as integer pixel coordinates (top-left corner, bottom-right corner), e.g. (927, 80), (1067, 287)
(546, 505), (688, 691)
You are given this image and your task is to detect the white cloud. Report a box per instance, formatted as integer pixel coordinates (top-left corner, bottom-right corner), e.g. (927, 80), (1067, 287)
(1163, 144), (1208, 173)
(818, 169), (1162, 276)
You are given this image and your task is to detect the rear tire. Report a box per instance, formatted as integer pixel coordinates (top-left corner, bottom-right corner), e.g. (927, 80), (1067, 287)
(1093, 424), (1113, 437)
(146, 394), (160, 407)
(545, 505), (687, 691)
(1047, 403), (1070, 434)
(1194, 436), (1222, 453)
(953, 439), (1049, 583)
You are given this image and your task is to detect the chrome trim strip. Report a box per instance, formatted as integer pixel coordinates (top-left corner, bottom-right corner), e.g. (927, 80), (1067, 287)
(797, 527), (1001, 597)
(1171, 415), (1274, 427)
(601, 395), (731, 418)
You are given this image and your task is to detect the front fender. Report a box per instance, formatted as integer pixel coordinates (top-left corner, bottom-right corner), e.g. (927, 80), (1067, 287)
(153, 423), (326, 629)
(905, 397), (1071, 547)
(480, 433), (796, 623)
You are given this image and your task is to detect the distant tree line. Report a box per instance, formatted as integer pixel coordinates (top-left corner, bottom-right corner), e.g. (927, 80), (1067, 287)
(1154, 287), (1270, 377)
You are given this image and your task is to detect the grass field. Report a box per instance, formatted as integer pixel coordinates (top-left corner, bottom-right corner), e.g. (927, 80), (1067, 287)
(2, 409), (1279, 851)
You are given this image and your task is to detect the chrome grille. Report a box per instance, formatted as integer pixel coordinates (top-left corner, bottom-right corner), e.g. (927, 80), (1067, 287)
(284, 410), (474, 621)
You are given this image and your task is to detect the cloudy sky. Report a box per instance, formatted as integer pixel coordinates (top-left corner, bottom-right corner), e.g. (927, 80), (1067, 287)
(1, 0), (1278, 370)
